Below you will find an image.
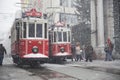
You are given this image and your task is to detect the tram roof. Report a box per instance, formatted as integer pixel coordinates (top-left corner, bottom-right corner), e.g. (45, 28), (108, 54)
(53, 27), (71, 31)
(13, 17), (48, 24)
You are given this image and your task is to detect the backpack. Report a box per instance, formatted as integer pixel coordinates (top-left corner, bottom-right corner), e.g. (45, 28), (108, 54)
(104, 47), (109, 52)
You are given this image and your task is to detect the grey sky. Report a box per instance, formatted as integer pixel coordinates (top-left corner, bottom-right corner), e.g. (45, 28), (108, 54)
(0, 0), (20, 33)
(0, 0), (21, 53)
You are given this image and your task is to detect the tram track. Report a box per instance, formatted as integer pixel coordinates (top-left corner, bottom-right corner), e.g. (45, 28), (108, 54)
(21, 65), (80, 80)
(17, 60), (120, 80)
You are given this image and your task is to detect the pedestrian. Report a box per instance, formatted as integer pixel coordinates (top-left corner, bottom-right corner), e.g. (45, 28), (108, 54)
(81, 45), (86, 61)
(71, 44), (76, 61)
(104, 42), (109, 61)
(85, 44), (94, 62)
(104, 38), (114, 61)
(75, 42), (81, 61)
(0, 44), (7, 66)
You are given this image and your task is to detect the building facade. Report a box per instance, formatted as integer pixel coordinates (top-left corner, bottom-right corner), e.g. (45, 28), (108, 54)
(113, 0), (120, 57)
(21, 0), (78, 26)
(91, 0), (120, 59)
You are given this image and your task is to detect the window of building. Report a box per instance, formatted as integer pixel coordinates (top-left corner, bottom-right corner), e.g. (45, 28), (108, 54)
(60, 13), (78, 25)
(60, 0), (74, 7)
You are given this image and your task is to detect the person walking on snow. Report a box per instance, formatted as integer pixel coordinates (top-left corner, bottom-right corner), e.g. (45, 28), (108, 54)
(0, 44), (7, 66)
(75, 42), (82, 61)
(104, 38), (114, 61)
(85, 44), (94, 62)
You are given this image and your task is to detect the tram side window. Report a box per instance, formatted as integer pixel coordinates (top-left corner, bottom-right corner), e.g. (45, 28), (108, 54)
(44, 23), (47, 38)
(36, 24), (42, 37)
(29, 23), (35, 37)
(54, 32), (56, 42)
(63, 32), (67, 42)
(23, 22), (26, 38)
(68, 31), (70, 42)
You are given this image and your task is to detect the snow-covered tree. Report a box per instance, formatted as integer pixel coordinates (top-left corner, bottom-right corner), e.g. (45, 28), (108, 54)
(72, 0), (91, 46)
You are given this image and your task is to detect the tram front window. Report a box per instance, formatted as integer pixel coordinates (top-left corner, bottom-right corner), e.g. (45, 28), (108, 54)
(63, 32), (67, 42)
(29, 23), (35, 37)
(58, 32), (62, 42)
(36, 24), (42, 37)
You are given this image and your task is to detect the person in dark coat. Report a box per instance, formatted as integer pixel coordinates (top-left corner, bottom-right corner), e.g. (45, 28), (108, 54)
(85, 44), (94, 62)
(71, 44), (76, 61)
(0, 44), (7, 66)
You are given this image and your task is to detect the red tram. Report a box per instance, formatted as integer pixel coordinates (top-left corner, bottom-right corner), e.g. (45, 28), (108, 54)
(11, 9), (49, 66)
(49, 22), (72, 62)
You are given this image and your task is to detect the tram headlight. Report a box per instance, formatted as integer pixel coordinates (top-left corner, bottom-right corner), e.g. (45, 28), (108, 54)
(32, 46), (39, 53)
(60, 47), (65, 53)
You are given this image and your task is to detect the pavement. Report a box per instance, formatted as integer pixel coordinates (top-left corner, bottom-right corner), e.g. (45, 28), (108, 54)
(66, 59), (120, 70)
(66, 59), (120, 75)
(46, 59), (120, 80)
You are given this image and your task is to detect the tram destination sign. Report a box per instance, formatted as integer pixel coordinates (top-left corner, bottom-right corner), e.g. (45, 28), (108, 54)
(23, 8), (42, 18)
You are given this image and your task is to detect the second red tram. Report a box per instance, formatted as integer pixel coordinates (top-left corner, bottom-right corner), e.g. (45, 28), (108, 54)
(49, 22), (72, 62)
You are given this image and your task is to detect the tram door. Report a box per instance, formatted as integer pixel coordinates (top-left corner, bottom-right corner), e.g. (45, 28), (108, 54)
(15, 21), (21, 54)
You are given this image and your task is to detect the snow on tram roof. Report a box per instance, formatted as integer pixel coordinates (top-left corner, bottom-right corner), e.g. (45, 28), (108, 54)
(53, 27), (71, 31)
(55, 21), (65, 27)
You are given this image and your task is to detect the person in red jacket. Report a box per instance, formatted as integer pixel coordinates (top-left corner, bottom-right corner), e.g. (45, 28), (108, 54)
(105, 38), (114, 61)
